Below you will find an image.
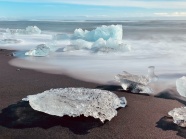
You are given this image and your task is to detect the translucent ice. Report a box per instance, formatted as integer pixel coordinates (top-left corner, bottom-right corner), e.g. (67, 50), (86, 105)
(147, 66), (158, 82)
(22, 88), (127, 122)
(176, 76), (186, 97)
(72, 25), (123, 41)
(168, 107), (186, 127)
(25, 44), (50, 57)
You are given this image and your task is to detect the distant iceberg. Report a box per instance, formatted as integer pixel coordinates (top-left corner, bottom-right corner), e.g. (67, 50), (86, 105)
(23, 88), (127, 122)
(6, 26), (41, 35)
(0, 39), (21, 44)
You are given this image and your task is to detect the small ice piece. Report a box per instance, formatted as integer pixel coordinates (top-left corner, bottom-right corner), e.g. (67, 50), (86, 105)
(25, 44), (50, 56)
(72, 25), (123, 41)
(168, 107), (186, 127)
(147, 66), (158, 82)
(115, 71), (153, 94)
(22, 88), (127, 122)
(176, 76), (186, 97)
(115, 66), (158, 94)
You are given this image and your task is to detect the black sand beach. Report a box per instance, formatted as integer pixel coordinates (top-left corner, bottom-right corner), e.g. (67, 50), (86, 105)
(0, 49), (185, 139)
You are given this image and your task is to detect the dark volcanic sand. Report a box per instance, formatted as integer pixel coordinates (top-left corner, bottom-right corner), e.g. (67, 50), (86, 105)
(0, 49), (186, 139)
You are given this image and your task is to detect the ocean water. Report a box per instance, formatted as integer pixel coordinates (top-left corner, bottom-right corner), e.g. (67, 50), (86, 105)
(0, 20), (186, 93)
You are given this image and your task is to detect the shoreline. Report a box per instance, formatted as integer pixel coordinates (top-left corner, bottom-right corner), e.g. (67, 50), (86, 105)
(0, 49), (185, 139)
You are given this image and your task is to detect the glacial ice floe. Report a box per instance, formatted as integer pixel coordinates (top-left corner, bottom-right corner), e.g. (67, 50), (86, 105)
(115, 66), (158, 94)
(22, 88), (127, 122)
(176, 76), (186, 98)
(61, 25), (131, 53)
(168, 107), (186, 127)
(6, 26), (41, 35)
(72, 24), (123, 41)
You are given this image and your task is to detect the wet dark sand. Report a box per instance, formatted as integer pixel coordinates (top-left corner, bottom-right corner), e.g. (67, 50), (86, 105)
(0, 49), (185, 139)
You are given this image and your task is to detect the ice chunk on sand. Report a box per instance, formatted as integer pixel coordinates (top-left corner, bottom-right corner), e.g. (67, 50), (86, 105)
(72, 25), (123, 41)
(168, 107), (186, 127)
(176, 76), (186, 97)
(22, 88), (127, 122)
(115, 71), (153, 94)
(115, 67), (158, 94)
(6, 26), (41, 35)
(25, 44), (50, 57)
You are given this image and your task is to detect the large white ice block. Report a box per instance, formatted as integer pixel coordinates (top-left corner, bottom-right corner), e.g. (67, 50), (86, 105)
(22, 88), (127, 122)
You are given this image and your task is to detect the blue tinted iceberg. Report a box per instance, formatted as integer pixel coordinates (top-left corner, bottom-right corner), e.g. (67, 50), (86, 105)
(72, 25), (123, 41)
(22, 88), (127, 122)
(62, 25), (131, 53)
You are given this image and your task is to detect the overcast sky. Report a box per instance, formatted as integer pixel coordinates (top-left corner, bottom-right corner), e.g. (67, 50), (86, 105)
(0, 0), (186, 20)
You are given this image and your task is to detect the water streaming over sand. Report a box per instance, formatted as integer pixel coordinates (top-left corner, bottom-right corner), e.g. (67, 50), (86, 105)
(0, 20), (186, 93)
